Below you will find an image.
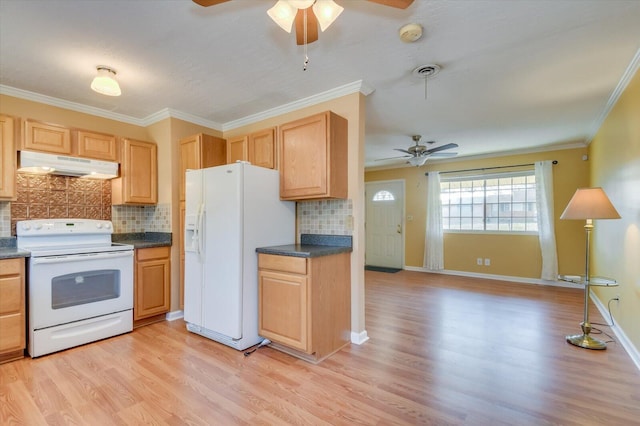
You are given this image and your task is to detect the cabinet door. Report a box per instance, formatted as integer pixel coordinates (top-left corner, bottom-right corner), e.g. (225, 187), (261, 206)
(0, 259), (25, 356)
(227, 135), (248, 164)
(113, 139), (157, 205)
(258, 270), (309, 352)
(0, 115), (16, 200)
(249, 127), (276, 169)
(135, 248), (170, 320)
(279, 113), (328, 199)
(23, 120), (71, 154)
(76, 130), (117, 161)
(179, 135), (201, 202)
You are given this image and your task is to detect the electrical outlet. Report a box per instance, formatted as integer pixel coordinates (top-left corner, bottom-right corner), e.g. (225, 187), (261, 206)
(477, 257), (483, 266)
(484, 258), (491, 266)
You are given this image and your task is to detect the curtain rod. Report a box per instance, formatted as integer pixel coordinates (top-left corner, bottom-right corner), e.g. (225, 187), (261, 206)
(425, 160), (557, 176)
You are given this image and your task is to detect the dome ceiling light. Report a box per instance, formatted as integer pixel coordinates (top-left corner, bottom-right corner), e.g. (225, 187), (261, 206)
(91, 66), (121, 97)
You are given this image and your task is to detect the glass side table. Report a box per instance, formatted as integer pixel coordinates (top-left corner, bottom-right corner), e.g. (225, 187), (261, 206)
(558, 275), (617, 350)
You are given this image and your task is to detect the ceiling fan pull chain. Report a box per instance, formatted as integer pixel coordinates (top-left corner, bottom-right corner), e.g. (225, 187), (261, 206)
(303, 8), (309, 71)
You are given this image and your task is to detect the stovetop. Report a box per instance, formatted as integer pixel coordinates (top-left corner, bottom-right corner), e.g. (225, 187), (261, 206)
(16, 219), (132, 256)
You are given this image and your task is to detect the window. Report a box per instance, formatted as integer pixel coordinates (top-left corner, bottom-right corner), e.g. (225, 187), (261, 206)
(440, 171), (538, 232)
(372, 190), (395, 201)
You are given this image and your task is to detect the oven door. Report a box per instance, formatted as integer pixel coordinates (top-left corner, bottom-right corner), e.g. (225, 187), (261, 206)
(28, 250), (134, 330)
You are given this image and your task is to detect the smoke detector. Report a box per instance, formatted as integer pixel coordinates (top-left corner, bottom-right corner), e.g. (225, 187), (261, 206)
(399, 23), (423, 43)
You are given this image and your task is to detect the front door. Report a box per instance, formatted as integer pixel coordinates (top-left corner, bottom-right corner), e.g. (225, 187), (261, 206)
(365, 180), (404, 269)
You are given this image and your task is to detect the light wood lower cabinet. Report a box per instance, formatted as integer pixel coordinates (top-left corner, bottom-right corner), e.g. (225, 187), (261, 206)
(258, 252), (350, 363)
(134, 246), (170, 327)
(0, 258), (25, 364)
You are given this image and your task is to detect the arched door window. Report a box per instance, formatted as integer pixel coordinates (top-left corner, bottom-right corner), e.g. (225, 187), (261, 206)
(372, 190), (395, 202)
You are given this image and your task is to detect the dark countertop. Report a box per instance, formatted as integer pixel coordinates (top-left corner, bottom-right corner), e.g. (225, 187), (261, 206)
(256, 234), (352, 258)
(112, 232), (172, 249)
(0, 237), (30, 259)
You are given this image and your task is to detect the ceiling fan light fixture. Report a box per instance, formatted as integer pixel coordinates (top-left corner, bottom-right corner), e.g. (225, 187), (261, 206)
(313, 0), (344, 31)
(408, 156), (428, 167)
(91, 66), (121, 97)
(267, 0), (297, 33)
(288, 0), (315, 9)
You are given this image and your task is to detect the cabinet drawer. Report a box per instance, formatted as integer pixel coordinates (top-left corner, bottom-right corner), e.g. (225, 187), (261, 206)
(0, 275), (23, 314)
(259, 254), (307, 275)
(0, 313), (25, 352)
(136, 246), (170, 262)
(0, 258), (22, 275)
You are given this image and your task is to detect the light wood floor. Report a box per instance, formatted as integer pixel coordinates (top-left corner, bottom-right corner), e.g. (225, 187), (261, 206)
(2, 271), (639, 425)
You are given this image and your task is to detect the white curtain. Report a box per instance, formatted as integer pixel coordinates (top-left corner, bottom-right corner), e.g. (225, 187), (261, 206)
(424, 171), (444, 270)
(535, 161), (558, 280)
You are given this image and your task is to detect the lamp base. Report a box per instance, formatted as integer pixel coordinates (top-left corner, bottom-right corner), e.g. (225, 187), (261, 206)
(566, 333), (607, 350)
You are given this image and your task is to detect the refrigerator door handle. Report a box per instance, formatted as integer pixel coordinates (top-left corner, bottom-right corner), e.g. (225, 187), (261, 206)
(197, 203), (205, 262)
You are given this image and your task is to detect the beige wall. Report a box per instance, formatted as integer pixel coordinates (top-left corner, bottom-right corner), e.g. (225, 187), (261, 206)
(589, 68), (640, 352)
(365, 147), (590, 278)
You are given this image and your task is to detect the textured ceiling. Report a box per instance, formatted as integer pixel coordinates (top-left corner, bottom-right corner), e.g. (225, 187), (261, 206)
(1, 0), (639, 168)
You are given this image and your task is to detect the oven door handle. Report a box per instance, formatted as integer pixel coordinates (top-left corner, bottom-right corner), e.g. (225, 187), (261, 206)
(31, 251), (134, 264)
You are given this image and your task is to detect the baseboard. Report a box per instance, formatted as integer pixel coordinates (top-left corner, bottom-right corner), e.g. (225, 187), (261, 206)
(351, 330), (369, 345)
(402, 266), (583, 289)
(590, 290), (640, 372)
(165, 310), (184, 321)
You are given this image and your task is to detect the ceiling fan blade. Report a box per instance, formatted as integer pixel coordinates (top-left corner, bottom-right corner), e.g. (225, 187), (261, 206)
(426, 143), (459, 154)
(429, 152), (458, 157)
(366, 0), (415, 9)
(375, 155), (411, 161)
(295, 8), (319, 45)
(192, 0), (231, 6)
(393, 148), (412, 155)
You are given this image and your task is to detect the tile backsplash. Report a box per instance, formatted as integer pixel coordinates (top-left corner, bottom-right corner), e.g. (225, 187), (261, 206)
(297, 199), (353, 236)
(2, 173), (171, 236)
(9, 173), (112, 235)
(111, 204), (171, 233)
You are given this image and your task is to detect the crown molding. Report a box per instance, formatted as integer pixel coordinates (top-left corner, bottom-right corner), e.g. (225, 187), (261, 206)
(222, 80), (375, 131)
(1, 80), (374, 132)
(585, 46), (640, 144)
(0, 84), (145, 126)
(142, 108), (223, 130)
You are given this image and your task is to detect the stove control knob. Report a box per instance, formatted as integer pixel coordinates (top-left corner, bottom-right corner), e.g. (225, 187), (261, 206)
(104, 223), (112, 229)
(34, 223), (43, 230)
(96, 223), (103, 229)
(21, 223), (31, 231)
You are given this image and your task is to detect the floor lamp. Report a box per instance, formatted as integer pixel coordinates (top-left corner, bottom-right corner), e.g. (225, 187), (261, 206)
(560, 187), (620, 350)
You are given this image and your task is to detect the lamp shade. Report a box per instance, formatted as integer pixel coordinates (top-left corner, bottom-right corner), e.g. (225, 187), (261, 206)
(267, 0), (297, 33)
(91, 66), (121, 96)
(313, 0), (344, 31)
(560, 187), (621, 220)
(408, 156), (428, 167)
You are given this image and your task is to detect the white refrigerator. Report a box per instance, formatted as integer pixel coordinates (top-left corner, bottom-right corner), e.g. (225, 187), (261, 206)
(183, 162), (295, 350)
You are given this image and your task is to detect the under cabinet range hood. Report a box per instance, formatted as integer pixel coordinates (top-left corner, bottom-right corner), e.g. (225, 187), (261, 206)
(18, 150), (119, 179)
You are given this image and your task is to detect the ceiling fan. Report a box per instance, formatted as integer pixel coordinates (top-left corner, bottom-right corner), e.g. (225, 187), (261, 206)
(193, 0), (415, 45)
(377, 135), (459, 166)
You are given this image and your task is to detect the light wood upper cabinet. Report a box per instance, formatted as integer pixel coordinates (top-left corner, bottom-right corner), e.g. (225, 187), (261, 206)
(179, 133), (226, 202)
(227, 135), (248, 164)
(279, 111), (347, 200)
(74, 130), (117, 161)
(0, 115), (16, 200)
(227, 127), (276, 169)
(134, 246), (170, 325)
(0, 258), (26, 364)
(112, 138), (157, 205)
(22, 119), (71, 154)
(249, 127), (276, 169)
